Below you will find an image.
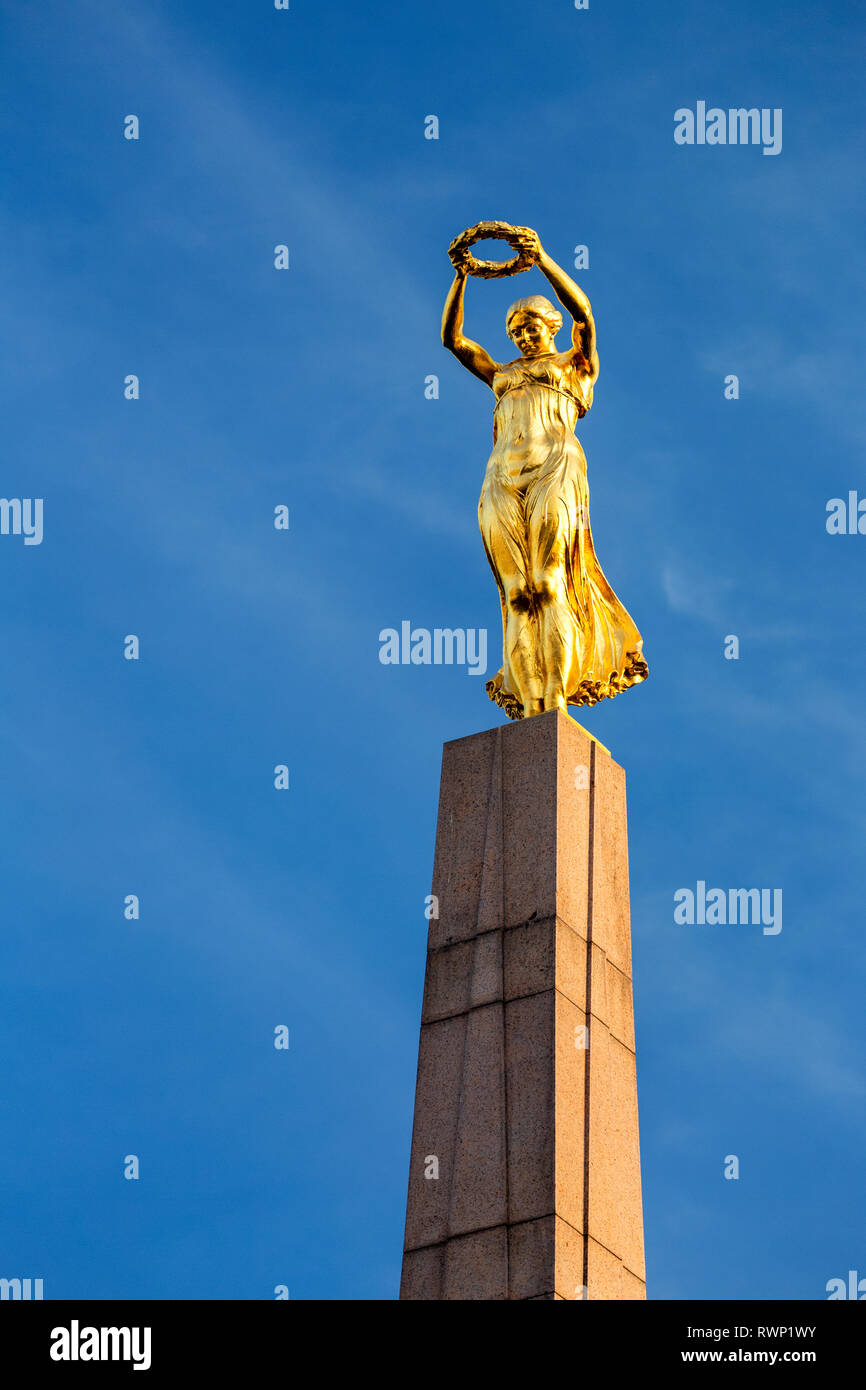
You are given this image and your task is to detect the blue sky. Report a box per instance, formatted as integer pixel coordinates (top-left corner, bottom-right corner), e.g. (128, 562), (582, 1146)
(0, 0), (864, 1299)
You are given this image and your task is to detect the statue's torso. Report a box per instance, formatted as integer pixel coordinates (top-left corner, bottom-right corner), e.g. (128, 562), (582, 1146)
(488, 352), (592, 484)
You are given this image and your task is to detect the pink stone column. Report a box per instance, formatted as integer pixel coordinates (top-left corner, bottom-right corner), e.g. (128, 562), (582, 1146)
(399, 709), (646, 1300)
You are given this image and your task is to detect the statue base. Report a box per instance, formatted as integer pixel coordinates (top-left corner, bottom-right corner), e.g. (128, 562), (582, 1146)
(399, 710), (646, 1300)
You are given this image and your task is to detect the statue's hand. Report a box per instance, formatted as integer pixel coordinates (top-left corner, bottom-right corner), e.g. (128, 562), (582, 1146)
(512, 225), (542, 262)
(448, 243), (471, 276)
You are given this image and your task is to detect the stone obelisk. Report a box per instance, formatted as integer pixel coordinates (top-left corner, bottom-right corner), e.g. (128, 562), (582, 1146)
(399, 710), (645, 1300)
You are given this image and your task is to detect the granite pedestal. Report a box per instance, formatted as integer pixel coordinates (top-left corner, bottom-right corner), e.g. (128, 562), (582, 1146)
(400, 710), (645, 1300)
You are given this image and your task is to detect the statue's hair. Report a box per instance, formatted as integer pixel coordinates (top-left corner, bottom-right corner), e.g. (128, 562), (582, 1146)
(506, 294), (563, 337)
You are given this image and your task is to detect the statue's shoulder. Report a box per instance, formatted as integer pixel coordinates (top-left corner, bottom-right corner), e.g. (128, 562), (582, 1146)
(557, 349), (583, 372)
(562, 346), (598, 383)
(491, 358), (522, 391)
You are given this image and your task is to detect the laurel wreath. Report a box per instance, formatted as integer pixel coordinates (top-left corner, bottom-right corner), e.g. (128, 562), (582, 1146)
(447, 220), (538, 278)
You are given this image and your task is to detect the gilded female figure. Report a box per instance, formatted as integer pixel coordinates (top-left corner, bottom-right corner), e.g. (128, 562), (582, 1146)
(442, 224), (648, 720)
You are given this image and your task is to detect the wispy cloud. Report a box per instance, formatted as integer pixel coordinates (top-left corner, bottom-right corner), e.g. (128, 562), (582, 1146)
(661, 558), (735, 624)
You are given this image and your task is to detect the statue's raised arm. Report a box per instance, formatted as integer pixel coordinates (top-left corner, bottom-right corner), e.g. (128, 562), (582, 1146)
(441, 268), (498, 386)
(532, 237), (598, 380)
(442, 220), (541, 387)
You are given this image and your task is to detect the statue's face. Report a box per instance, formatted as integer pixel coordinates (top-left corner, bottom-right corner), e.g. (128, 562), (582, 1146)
(509, 313), (554, 358)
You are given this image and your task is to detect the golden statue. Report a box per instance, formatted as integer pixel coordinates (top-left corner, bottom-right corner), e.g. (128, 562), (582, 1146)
(443, 221), (649, 720)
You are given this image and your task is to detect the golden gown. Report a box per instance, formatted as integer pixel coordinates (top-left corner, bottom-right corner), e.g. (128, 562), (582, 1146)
(479, 351), (648, 719)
